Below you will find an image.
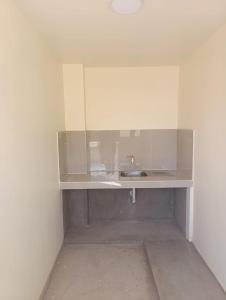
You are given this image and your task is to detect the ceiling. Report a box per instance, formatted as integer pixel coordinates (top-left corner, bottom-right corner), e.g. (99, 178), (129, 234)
(15, 0), (226, 66)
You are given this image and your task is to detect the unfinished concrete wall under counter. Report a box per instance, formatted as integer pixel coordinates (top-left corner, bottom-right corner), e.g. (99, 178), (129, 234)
(88, 189), (175, 223)
(63, 188), (188, 243)
(63, 190), (88, 231)
(175, 188), (187, 236)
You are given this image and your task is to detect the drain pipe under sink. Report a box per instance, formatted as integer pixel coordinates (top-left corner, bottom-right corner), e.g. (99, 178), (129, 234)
(130, 188), (136, 204)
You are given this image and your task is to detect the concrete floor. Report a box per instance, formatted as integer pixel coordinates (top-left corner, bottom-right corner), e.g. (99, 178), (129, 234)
(43, 244), (159, 300)
(43, 221), (226, 300)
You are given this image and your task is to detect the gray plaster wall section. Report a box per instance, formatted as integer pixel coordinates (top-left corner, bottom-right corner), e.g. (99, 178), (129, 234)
(174, 188), (187, 236)
(63, 195), (70, 232)
(58, 129), (194, 176)
(88, 189), (175, 223)
(63, 190), (88, 230)
(63, 189), (187, 232)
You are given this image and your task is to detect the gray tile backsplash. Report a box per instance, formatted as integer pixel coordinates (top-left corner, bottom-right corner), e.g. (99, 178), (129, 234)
(177, 129), (193, 171)
(58, 131), (87, 175)
(87, 130), (119, 172)
(87, 130), (177, 172)
(58, 129), (193, 175)
(118, 130), (153, 171)
(149, 130), (177, 170)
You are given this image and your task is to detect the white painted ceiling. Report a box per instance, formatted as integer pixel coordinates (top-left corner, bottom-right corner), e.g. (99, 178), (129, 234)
(15, 0), (226, 66)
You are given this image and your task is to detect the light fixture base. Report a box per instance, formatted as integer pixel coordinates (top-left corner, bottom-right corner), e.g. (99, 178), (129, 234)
(111, 0), (143, 14)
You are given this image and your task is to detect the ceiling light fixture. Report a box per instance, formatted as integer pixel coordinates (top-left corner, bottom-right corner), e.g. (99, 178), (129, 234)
(111, 0), (143, 14)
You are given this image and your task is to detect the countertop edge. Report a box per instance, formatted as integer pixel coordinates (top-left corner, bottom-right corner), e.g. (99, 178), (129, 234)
(60, 179), (193, 190)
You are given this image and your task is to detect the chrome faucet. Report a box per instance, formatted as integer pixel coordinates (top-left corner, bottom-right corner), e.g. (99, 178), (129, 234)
(127, 154), (135, 165)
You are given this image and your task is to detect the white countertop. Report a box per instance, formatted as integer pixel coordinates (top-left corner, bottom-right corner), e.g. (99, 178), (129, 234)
(60, 170), (193, 190)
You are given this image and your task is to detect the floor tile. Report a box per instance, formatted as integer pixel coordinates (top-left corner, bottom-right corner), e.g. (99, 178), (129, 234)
(43, 244), (159, 300)
(145, 240), (226, 300)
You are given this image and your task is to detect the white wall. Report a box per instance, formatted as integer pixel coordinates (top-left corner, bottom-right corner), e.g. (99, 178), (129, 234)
(0, 1), (65, 299)
(63, 65), (179, 130)
(179, 24), (226, 291)
(63, 64), (86, 130)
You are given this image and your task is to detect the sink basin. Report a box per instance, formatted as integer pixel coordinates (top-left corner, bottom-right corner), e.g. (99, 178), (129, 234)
(150, 170), (173, 176)
(119, 170), (148, 177)
(119, 170), (174, 178)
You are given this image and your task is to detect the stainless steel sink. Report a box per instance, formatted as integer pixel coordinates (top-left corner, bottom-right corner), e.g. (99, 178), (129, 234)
(150, 170), (173, 176)
(119, 170), (174, 178)
(119, 170), (148, 177)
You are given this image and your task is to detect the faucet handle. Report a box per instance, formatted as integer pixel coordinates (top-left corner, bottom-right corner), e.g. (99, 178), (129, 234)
(127, 154), (135, 164)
